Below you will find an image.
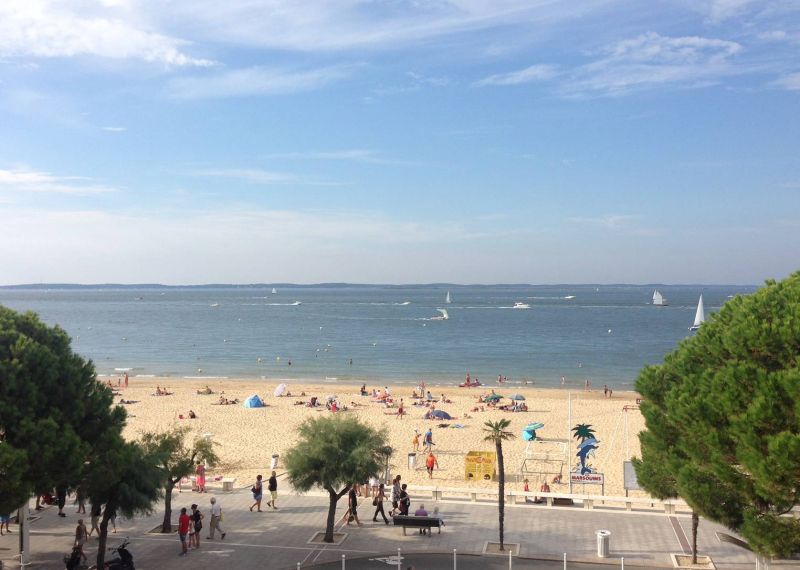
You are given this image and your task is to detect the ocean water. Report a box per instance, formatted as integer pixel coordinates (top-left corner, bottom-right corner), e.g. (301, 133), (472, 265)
(0, 285), (755, 389)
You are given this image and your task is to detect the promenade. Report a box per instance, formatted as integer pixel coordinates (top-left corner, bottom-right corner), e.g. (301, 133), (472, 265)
(0, 480), (786, 570)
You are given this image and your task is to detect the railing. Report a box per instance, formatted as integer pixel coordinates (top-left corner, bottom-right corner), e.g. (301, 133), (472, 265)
(403, 485), (691, 515)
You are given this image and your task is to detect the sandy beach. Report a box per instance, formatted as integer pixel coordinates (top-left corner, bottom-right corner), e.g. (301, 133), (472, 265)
(104, 377), (646, 498)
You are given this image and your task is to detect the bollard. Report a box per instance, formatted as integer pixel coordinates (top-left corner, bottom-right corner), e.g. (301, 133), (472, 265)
(397, 548), (402, 570)
(342, 554), (346, 569)
(563, 553), (567, 570)
(453, 548), (457, 570)
(621, 557), (625, 570)
(297, 563), (301, 570)
(509, 549), (513, 569)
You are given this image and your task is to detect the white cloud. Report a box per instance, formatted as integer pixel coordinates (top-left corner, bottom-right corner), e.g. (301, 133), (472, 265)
(567, 214), (663, 236)
(772, 72), (800, 90)
(102, 126), (126, 132)
(0, 168), (116, 195)
(164, 1), (602, 52)
(166, 65), (355, 99)
(705, 0), (763, 22)
(564, 32), (743, 96)
(0, 0), (213, 66)
(475, 64), (559, 86)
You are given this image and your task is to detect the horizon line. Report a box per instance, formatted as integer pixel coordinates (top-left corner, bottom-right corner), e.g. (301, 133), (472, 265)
(0, 282), (760, 289)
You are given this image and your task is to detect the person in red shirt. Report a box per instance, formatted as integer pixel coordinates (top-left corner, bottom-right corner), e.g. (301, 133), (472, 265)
(425, 452), (439, 479)
(177, 507), (190, 556)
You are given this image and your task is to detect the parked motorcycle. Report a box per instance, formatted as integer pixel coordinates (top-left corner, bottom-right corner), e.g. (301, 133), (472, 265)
(104, 538), (134, 570)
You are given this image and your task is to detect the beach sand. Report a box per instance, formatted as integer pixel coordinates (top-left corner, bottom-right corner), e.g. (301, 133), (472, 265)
(104, 377), (645, 498)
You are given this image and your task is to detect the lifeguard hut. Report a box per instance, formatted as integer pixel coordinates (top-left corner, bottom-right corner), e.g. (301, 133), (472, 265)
(464, 451), (496, 481)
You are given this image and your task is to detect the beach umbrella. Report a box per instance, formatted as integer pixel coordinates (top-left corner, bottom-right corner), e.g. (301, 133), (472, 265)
(273, 383), (287, 397)
(484, 394), (502, 402)
(425, 409), (452, 420)
(522, 421), (544, 441)
(509, 394), (526, 401)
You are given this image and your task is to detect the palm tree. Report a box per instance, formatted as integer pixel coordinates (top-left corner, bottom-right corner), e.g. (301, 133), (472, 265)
(483, 419), (515, 551)
(572, 423), (595, 443)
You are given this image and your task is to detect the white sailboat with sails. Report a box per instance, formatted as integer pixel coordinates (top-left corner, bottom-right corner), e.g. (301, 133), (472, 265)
(689, 295), (705, 331)
(652, 289), (667, 306)
(445, 291), (452, 304)
(272, 288), (277, 294)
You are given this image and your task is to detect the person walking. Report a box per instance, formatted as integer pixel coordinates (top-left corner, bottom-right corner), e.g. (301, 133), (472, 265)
(344, 485), (362, 526)
(75, 485), (86, 514)
(207, 497), (226, 540)
(249, 475), (263, 512)
(424, 428), (434, 452)
(396, 398), (404, 419)
(190, 504), (203, 549)
(177, 507), (190, 556)
(411, 430), (420, 452)
(88, 503), (101, 537)
(425, 451), (439, 479)
(389, 475), (402, 516)
(372, 483), (389, 524)
(398, 484), (410, 516)
(73, 519), (88, 563)
(56, 484), (67, 518)
(0, 512), (11, 535)
(266, 471), (278, 510)
(107, 505), (117, 534)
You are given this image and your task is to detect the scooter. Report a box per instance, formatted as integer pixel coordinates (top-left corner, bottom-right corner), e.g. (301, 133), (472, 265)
(104, 538), (134, 570)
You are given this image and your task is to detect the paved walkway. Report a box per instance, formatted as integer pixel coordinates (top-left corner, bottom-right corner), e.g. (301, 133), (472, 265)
(0, 483), (786, 570)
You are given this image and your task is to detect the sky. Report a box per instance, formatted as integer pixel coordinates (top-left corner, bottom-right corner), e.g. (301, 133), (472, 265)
(0, 0), (798, 285)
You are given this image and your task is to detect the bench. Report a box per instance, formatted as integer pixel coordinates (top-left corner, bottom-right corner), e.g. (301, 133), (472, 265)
(221, 478), (237, 492)
(392, 515), (442, 536)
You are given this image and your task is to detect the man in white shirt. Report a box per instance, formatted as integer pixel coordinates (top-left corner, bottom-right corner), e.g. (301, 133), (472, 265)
(207, 497), (226, 540)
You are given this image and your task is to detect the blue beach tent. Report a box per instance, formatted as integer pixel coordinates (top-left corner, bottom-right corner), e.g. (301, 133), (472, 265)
(243, 394), (265, 408)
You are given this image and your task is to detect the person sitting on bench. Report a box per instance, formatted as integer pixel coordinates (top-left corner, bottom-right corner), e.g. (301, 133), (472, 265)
(414, 504), (429, 534)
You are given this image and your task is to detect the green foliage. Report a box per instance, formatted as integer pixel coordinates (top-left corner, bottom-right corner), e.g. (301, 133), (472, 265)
(0, 306), (125, 510)
(285, 415), (389, 543)
(483, 419), (515, 443)
(140, 426), (220, 533)
(635, 273), (800, 558)
(285, 415), (388, 493)
(84, 435), (163, 568)
(0, 444), (28, 514)
(140, 426), (219, 485)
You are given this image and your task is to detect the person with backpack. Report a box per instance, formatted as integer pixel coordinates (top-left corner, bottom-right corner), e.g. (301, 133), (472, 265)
(398, 484), (411, 516)
(249, 475), (263, 512)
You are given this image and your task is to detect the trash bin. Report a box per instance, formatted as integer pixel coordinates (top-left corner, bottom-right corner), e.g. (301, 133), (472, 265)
(408, 452), (417, 470)
(596, 529), (611, 558)
(271, 454), (279, 469)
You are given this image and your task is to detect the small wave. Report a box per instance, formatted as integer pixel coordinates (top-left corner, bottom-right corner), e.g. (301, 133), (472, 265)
(114, 367), (134, 372)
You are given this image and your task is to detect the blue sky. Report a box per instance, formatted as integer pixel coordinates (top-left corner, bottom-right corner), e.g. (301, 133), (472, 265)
(0, 0), (798, 285)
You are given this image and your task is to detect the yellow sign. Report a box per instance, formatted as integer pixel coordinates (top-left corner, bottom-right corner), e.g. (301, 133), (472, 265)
(464, 451), (496, 480)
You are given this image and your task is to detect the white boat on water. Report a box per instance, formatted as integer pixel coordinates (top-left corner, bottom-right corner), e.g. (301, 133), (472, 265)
(513, 302), (530, 309)
(290, 301), (302, 306)
(446, 291), (452, 304)
(430, 309), (449, 320)
(210, 303), (220, 308)
(652, 289), (667, 306)
(272, 288), (277, 294)
(689, 295), (705, 331)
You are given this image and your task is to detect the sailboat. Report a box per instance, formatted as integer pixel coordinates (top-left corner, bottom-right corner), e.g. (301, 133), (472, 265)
(689, 295), (705, 331)
(445, 291), (452, 304)
(652, 289), (667, 306)
(272, 288), (277, 294)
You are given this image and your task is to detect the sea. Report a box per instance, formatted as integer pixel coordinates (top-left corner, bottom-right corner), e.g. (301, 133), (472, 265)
(0, 284), (755, 390)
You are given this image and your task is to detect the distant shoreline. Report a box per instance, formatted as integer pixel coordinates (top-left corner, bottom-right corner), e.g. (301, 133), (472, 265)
(0, 282), (757, 290)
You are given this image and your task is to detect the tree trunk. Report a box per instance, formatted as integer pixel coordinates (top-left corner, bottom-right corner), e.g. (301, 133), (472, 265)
(497, 441), (505, 550)
(96, 508), (112, 569)
(323, 484), (350, 543)
(691, 511), (699, 565)
(162, 479), (176, 533)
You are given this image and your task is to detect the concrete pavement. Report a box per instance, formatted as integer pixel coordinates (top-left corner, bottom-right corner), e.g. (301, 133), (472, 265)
(0, 482), (785, 570)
